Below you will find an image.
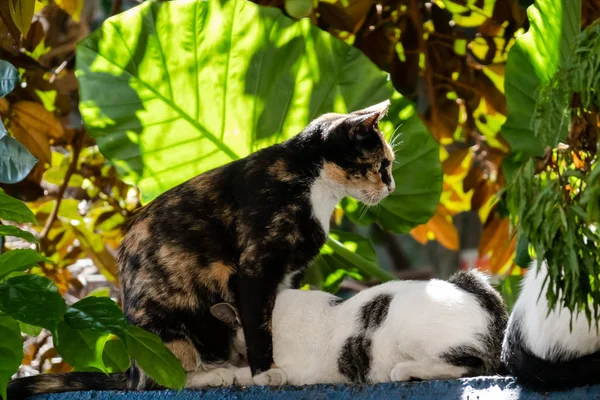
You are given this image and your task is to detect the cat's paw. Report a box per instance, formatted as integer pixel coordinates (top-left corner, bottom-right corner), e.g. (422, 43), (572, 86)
(186, 368), (235, 387)
(390, 363), (411, 382)
(252, 368), (287, 386)
(234, 367), (254, 386)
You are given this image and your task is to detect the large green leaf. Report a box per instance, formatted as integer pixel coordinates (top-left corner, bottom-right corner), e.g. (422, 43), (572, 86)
(0, 60), (19, 98)
(0, 249), (51, 280)
(0, 190), (37, 225)
(0, 315), (22, 400)
(64, 296), (127, 336)
(55, 321), (111, 373)
(342, 92), (442, 232)
(0, 275), (66, 332)
(76, 0), (392, 203)
(0, 120), (38, 184)
(502, 0), (581, 156)
(124, 325), (186, 390)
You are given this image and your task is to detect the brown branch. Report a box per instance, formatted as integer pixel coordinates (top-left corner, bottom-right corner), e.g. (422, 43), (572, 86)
(39, 131), (84, 243)
(110, 0), (123, 16)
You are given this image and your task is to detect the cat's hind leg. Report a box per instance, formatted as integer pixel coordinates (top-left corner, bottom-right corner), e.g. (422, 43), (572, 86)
(390, 360), (467, 382)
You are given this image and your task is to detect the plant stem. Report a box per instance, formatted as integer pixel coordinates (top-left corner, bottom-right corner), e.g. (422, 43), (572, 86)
(326, 236), (396, 282)
(39, 131), (84, 243)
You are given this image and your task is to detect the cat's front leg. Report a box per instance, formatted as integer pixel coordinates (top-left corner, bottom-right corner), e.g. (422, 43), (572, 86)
(234, 273), (287, 386)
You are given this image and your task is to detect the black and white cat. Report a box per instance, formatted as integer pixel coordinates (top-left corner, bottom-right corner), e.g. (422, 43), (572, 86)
(502, 261), (600, 389)
(212, 269), (508, 386)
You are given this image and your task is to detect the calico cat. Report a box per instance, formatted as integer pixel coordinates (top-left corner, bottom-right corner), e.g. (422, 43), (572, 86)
(502, 261), (600, 390)
(212, 269), (508, 386)
(7, 100), (396, 398)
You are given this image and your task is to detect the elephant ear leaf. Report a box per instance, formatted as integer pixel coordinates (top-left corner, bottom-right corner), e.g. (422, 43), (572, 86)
(76, 0), (393, 203)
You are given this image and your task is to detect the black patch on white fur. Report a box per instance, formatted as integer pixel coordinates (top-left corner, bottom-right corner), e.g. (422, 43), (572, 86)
(442, 345), (485, 375)
(448, 270), (508, 375)
(360, 293), (392, 330)
(338, 334), (372, 383)
(502, 321), (600, 390)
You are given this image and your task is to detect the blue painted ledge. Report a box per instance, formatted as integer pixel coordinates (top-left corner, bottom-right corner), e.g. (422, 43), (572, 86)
(28, 377), (600, 400)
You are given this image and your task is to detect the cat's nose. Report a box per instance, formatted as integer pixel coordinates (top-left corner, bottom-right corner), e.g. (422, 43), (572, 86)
(388, 181), (395, 194)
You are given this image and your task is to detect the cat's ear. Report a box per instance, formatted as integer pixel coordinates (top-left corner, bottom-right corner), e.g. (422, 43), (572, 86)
(210, 303), (241, 327)
(347, 99), (390, 142)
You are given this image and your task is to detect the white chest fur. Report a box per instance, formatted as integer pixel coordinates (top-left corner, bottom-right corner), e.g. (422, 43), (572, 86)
(309, 170), (344, 234)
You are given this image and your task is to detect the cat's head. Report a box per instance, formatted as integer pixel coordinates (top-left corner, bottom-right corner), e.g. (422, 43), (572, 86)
(310, 100), (396, 205)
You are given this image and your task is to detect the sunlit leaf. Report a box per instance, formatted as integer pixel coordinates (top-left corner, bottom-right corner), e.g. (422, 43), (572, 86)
(102, 337), (130, 372)
(0, 191), (38, 225)
(502, 0), (581, 157)
(0, 224), (38, 244)
(124, 325), (186, 390)
(8, 0), (35, 36)
(55, 321), (110, 373)
(0, 249), (51, 279)
(76, 0), (392, 203)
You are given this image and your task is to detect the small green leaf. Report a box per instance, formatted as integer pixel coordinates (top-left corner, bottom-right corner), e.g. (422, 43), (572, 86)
(55, 321), (109, 373)
(0, 121), (38, 185)
(0, 249), (50, 280)
(87, 287), (110, 298)
(0, 315), (23, 400)
(64, 297), (127, 336)
(0, 275), (66, 331)
(0, 60), (19, 98)
(103, 337), (130, 372)
(0, 225), (38, 244)
(19, 321), (42, 336)
(124, 325), (186, 390)
(7, 0), (36, 36)
(0, 191), (38, 225)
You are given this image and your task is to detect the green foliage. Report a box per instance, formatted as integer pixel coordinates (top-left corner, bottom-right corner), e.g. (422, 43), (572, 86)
(0, 275), (67, 333)
(0, 225), (38, 244)
(504, 0), (600, 323)
(502, 0), (581, 156)
(76, 0), (392, 204)
(0, 192), (186, 394)
(0, 250), (51, 279)
(305, 230), (390, 292)
(76, 0), (441, 288)
(0, 191), (37, 224)
(64, 297), (127, 336)
(123, 325), (187, 390)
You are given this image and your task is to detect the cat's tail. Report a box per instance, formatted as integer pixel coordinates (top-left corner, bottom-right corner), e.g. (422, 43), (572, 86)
(502, 324), (600, 390)
(5, 372), (127, 399)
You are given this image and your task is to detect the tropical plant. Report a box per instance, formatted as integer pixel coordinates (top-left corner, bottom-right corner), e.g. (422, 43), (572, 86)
(75, 0), (443, 288)
(502, 0), (600, 322)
